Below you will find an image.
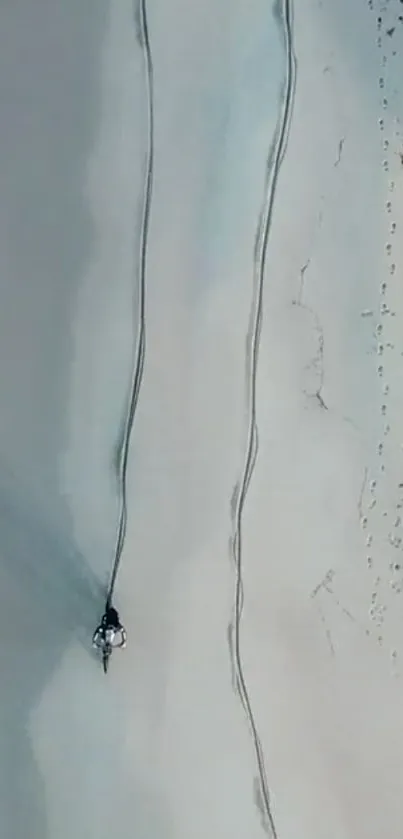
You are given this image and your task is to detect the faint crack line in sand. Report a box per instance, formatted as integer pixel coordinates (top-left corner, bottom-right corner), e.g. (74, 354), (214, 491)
(295, 208), (323, 306)
(106, 0), (154, 606)
(306, 306), (327, 409)
(317, 601), (335, 656)
(311, 568), (335, 599)
(292, 212), (327, 408)
(297, 257), (311, 305)
(358, 467), (369, 521)
(314, 581), (372, 653)
(334, 137), (345, 167)
(293, 294), (327, 410)
(228, 3), (296, 837)
(323, 584), (371, 640)
(324, 585), (356, 623)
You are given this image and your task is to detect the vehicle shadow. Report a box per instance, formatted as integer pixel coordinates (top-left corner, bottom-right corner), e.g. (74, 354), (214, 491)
(0, 0), (110, 833)
(0, 462), (103, 839)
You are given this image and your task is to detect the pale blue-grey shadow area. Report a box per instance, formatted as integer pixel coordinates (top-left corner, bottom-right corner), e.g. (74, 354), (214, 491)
(0, 0), (107, 521)
(0, 461), (103, 838)
(0, 1), (107, 837)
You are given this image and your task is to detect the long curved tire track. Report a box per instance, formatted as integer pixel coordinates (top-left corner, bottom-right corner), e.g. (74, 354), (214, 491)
(228, 2), (296, 836)
(106, 0), (154, 607)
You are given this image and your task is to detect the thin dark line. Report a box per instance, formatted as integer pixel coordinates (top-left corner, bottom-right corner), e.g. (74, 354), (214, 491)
(106, 0), (154, 607)
(229, 1), (296, 836)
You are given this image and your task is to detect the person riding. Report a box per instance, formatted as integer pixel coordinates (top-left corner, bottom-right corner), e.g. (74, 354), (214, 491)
(92, 605), (127, 650)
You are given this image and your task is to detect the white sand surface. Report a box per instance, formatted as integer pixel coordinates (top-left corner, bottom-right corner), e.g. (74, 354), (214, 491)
(2, 0), (403, 837)
(240, 2), (403, 837)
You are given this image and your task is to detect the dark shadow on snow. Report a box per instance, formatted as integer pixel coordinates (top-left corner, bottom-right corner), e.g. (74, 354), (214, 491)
(0, 460), (103, 838)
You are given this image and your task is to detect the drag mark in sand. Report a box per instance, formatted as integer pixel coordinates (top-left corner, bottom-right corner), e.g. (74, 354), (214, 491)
(228, 1), (296, 836)
(106, 0), (154, 606)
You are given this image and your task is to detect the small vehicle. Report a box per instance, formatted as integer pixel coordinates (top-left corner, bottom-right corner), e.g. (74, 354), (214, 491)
(92, 606), (127, 674)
